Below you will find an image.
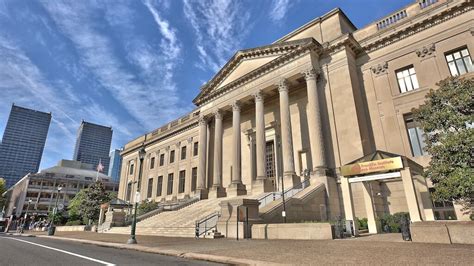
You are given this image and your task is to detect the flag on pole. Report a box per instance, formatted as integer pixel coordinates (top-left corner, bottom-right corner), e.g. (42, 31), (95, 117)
(96, 159), (104, 181)
(97, 159), (104, 172)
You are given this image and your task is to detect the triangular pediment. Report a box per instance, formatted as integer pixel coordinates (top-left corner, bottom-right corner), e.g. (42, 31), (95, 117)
(193, 38), (320, 106)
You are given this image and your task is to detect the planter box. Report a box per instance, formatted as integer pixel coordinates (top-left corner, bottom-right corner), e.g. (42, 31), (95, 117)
(252, 223), (333, 240)
(55, 225), (91, 232)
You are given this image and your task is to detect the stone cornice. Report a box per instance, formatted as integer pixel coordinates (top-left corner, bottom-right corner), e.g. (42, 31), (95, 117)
(361, 1), (472, 53)
(322, 34), (363, 56)
(194, 38), (322, 106)
(122, 119), (199, 157)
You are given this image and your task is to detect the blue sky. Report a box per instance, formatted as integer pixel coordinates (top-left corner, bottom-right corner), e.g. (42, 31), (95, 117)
(0, 0), (413, 170)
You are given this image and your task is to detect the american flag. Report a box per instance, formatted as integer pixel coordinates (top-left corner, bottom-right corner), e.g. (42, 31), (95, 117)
(97, 159), (104, 172)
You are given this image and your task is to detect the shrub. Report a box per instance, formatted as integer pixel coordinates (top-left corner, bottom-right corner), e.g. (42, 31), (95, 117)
(137, 200), (159, 215)
(65, 220), (82, 226)
(378, 212), (410, 233)
(356, 217), (368, 230)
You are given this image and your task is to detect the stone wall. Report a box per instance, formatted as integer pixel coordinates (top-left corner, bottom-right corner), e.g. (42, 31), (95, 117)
(252, 223), (333, 240)
(411, 221), (474, 245)
(55, 225), (90, 232)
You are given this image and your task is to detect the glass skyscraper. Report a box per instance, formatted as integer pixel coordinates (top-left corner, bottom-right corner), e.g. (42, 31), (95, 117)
(73, 121), (112, 175)
(0, 104), (51, 188)
(108, 148), (122, 183)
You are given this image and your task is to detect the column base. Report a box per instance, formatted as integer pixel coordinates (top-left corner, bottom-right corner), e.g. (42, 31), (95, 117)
(227, 182), (247, 197)
(283, 172), (300, 189)
(195, 188), (208, 200)
(208, 186), (227, 198)
(252, 178), (274, 195)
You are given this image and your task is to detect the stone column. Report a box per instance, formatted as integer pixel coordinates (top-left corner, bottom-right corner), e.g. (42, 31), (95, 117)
(172, 142), (180, 201)
(303, 68), (326, 174)
(340, 176), (359, 236)
(209, 110), (226, 198)
(228, 101), (247, 196)
(401, 168), (422, 222)
(252, 91), (273, 194)
(278, 79), (299, 187)
(196, 116), (208, 199)
(184, 137), (193, 198)
(362, 182), (379, 234)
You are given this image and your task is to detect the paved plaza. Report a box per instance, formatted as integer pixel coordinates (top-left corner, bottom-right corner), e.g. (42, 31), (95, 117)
(27, 231), (474, 265)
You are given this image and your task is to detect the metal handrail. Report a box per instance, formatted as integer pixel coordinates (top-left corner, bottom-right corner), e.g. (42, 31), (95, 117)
(258, 178), (310, 208)
(195, 211), (220, 238)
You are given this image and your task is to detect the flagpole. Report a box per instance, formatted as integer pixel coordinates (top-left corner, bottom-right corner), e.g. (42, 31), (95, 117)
(96, 159), (101, 182)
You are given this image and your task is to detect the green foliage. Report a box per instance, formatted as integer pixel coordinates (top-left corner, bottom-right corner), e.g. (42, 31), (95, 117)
(412, 77), (473, 203)
(0, 178), (6, 210)
(48, 212), (65, 225)
(137, 200), (159, 215)
(65, 220), (82, 226)
(378, 212), (410, 233)
(356, 217), (368, 230)
(67, 181), (113, 224)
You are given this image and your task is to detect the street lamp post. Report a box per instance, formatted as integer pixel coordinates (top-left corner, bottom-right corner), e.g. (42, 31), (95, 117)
(20, 199), (32, 233)
(48, 186), (62, 236)
(127, 146), (146, 245)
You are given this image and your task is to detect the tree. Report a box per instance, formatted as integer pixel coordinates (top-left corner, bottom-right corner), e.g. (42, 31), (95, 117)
(67, 181), (113, 224)
(0, 178), (6, 210)
(68, 189), (87, 223)
(412, 76), (473, 203)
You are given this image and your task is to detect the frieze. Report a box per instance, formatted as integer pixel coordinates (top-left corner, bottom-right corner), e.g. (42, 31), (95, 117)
(370, 62), (388, 75)
(415, 43), (436, 58)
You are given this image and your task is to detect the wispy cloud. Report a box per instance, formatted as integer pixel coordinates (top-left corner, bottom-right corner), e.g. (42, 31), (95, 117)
(269, 0), (293, 23)
(40, 1), (187, 131)
(183, 0), (252, 72)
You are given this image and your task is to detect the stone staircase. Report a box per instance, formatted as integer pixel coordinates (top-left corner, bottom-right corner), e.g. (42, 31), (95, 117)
(106, 197), (227, 237)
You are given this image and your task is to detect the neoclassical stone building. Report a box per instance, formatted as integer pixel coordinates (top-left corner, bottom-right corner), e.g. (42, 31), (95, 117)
(118, 0), (473, 227)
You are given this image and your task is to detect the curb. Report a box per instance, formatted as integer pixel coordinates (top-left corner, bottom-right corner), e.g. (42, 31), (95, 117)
(36, 235), (275, 265)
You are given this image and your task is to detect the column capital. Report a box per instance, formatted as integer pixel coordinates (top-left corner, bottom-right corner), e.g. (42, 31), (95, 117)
(253, 90), (264, 102)
(303, 68), (320, 81)
(278, 79), (289, 93)
(198, 116), (207, 126)
(187, 137), (193, 144)
(232, 100), (241, 112)
(213, 109), (223, 120)
(175, 141), (181, 147)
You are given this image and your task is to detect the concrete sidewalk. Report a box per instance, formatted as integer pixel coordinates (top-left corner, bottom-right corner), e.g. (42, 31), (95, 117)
(27, 231), (474, 265)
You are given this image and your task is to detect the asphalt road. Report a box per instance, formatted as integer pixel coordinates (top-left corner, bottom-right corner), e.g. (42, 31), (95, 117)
(0, 234), (222, 266)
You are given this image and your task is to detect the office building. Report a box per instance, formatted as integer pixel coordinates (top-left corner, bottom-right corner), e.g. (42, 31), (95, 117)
(73, 121), (112, 175)
(4, 160), (118, 217)
(108, 149), (122, 183)
(0, 104), (51, 188)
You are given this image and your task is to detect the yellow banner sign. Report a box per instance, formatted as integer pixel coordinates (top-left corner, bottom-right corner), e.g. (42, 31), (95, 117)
(341, 157), (403, 176)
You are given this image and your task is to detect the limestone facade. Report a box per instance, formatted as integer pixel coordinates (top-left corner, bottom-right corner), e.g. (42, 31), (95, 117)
(118, 0), (473, 221)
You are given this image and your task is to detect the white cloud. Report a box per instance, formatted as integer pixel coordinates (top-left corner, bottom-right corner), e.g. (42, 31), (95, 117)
(40, 1), (187, 131)
(183, 0), (252, 73)
(269, 0), (292, 22)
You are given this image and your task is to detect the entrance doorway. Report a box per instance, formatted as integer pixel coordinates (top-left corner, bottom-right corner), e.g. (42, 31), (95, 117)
(265, 141), (276, 190)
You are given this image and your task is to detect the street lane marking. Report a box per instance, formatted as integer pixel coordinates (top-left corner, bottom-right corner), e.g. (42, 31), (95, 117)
(4, 237), (116, 266)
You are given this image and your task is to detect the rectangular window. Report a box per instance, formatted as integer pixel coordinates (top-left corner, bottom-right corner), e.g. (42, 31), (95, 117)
(181, 146), (187, 160)
(445, 47), (473, 76)
(193, 142), (199, 156)
(156, 176), (163, 197)
(129, 163), (134, 175)
(159, 154), (164, 166)
(167, 173), (174, 195)
(191, 167), (197, 191)
(169, 150), (175, 164)
(178, 170), (186, 193)
(147, 178), (153, 198)
(396, 66), (419, 93)
(404, 114), (428, 157)
(150, 157), (155, 169)
(126, 182), (132, 202)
